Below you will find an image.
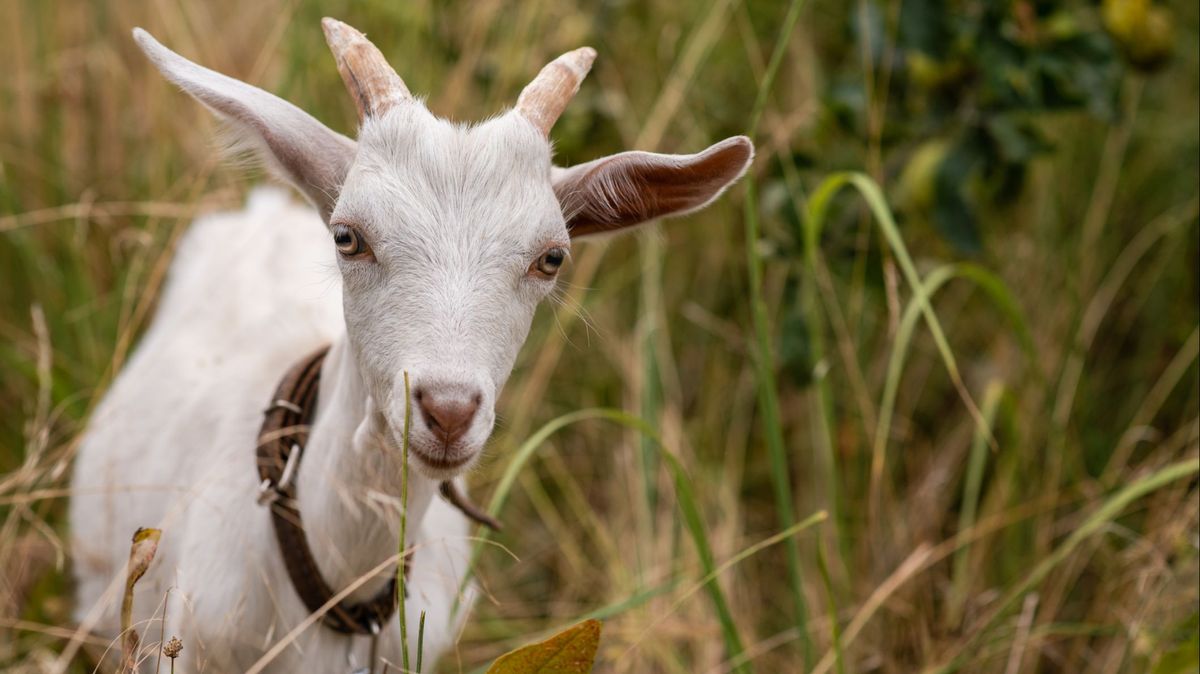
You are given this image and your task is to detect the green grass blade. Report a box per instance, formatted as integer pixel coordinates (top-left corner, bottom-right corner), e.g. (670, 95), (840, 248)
(660, 441), (751, 672)
(806, 174), (961, 383)
(416, 610), (426, 673)
(947, 381), (1005, 627)
(741, 0), (816, 665)
(869, 263), (1034, 520)
(399, 371), (412, 672)
(806, 173), (990, 402)
(815, 537), (845, 674)
(578, 580), (681, 623)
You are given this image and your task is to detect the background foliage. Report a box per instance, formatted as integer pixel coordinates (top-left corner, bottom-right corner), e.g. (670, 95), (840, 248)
(1, 0), (1197, 672)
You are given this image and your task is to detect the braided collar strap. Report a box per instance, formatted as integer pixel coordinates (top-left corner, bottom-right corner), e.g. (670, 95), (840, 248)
(256, 346), (404, 635)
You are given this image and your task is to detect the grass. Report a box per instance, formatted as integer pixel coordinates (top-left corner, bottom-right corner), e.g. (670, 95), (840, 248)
(2, 0), (1199, 672)
(741, 0), (815, 667)
(400, 371), (413, 672)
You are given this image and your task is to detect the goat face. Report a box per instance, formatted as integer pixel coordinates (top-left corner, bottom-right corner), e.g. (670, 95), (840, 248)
(134, 19), (753, 478)
(333, 111), (565, 475)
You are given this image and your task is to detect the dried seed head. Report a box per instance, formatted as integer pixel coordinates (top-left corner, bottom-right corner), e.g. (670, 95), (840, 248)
(163, 636), (183, 659)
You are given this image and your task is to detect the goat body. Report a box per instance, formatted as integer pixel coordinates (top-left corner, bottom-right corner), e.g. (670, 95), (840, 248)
(71, 188), (471, 672)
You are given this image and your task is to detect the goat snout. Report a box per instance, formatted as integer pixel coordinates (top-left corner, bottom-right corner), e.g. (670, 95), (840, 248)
(415, 385), (482, 446)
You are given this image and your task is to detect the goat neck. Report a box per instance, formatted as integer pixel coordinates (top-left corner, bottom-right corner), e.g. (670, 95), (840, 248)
(294, 337), (438, 604)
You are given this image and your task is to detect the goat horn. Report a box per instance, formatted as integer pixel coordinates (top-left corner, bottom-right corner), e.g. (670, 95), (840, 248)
(321, 18), (410, 121)
(515, 47), (596, 137)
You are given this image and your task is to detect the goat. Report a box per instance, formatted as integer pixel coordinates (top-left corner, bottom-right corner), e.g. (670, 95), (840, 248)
(69, 18), (752, 673)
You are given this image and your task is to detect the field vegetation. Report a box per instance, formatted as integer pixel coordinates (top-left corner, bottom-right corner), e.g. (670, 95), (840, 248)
(1, 0), (1197, 672)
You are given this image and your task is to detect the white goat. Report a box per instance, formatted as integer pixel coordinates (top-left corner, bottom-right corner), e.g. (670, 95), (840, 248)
(70, 18), (751, 673)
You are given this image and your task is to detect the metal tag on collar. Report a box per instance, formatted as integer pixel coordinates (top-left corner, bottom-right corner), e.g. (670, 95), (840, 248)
(255, 478), (278, 506)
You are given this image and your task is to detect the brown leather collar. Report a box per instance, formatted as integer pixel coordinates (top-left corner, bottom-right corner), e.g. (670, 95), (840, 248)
(257, 346), (398, 634)
(256, 346), (501, 635)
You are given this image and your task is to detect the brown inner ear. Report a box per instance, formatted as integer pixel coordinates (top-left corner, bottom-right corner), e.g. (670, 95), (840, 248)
(557, 137), (752, 238)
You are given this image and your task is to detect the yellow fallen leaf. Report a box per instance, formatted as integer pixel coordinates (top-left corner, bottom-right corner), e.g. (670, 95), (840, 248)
(485, 619), (602, 674)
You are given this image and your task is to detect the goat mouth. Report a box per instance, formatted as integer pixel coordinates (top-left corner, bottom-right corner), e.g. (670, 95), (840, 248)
(408, 444), (474, 473)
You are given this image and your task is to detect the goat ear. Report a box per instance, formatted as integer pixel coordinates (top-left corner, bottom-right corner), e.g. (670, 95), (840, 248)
(133, 28), (355, 223)
(552, 136), (753, 238)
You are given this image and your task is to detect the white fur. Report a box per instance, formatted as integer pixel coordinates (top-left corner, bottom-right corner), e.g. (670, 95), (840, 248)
(71, 25), (752, 673)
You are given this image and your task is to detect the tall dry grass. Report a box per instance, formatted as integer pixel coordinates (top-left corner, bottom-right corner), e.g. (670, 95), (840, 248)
(1, 1), (1198, 672)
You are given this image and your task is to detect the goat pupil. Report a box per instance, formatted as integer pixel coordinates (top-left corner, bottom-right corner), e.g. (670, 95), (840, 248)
(537, 249), (565, 275)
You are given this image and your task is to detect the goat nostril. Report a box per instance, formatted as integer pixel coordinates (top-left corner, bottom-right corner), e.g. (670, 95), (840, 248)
(417, 391), (480, 445)
(419, 405), (441, 431)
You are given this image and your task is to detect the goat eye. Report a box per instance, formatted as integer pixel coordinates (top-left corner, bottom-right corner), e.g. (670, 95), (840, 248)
(533, 247), (567, 277)
(332, 225), (369, 258)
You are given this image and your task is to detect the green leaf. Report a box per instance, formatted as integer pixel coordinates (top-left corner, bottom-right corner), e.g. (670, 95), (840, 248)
(485, 620), (602, 674)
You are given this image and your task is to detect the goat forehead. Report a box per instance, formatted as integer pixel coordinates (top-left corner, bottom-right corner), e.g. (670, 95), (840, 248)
(342, 109), (562, 249)
(358, 110), (549, 196)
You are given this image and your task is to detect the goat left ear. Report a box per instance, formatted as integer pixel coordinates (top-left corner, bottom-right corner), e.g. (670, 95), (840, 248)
(552, 136), (753, 238)
(133, 28), (355, 223)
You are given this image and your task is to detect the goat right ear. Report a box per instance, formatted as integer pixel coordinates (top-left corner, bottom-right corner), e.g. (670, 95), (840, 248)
(133, 28), (355, 223)
(553, 136), (753, 238)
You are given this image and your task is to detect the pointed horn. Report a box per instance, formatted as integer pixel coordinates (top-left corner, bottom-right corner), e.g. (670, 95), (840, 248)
(321, 18), (410, 121)
(516, 47), (596, 137)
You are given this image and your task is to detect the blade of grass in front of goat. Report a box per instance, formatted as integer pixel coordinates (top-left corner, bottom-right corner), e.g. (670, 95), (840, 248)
(740, 0), (816, 666)
(416, 610), (426, 673)
(454, 408), (752, 672)
(398, 371), (412, 673)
